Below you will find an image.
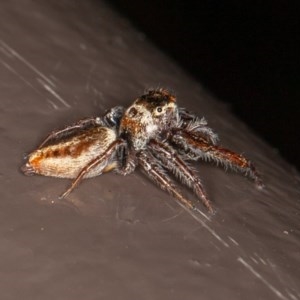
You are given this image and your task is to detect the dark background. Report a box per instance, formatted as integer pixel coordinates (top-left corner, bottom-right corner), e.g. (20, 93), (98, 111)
(108, 0), (299, 170)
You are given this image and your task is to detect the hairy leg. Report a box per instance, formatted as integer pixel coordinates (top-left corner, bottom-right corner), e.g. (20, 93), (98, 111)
(170, 131), (263, 187)
(177, 109), (219, 145)
(149, 139), (214, 213)
(38, 106), (124, 149)
(59, 139), (124, 199)
(38, 117), (105, 149)
(137, 150), (199, 212)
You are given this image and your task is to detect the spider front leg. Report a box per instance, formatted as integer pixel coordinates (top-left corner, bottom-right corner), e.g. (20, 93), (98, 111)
(137, 150), (197, 212)
(170, 130), (263, 187)
(149, 140), (214, 213)
(60, 139), (125, 199)
(178, 108), (219, 145)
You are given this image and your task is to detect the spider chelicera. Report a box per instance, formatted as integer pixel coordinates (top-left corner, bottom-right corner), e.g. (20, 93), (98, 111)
(21, 89), (262, 213)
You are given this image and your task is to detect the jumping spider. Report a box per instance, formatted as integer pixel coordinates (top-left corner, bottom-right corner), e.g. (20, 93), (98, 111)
(22, 89), (262, 213)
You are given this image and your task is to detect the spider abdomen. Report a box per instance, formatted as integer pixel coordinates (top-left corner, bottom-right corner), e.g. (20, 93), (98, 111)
(22, 126), (117, 178)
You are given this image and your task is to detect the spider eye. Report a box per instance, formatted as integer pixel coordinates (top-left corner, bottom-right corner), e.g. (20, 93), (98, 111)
(128, 107), (138, 117)
(156, 107), (163, 113)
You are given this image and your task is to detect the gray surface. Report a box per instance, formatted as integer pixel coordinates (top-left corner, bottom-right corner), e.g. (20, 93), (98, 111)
(0, 1), (299, 300)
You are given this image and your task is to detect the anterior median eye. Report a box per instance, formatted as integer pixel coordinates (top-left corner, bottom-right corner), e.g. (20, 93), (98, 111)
(156, 107), (163, 113)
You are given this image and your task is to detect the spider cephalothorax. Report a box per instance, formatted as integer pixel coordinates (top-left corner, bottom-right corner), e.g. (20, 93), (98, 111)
(119, 89), (177, 150)
(22, 89), (262, 213)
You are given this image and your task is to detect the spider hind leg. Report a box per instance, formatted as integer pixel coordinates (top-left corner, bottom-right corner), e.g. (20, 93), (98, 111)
(38, 117), (105, 149)
(59, 139), (124, 199)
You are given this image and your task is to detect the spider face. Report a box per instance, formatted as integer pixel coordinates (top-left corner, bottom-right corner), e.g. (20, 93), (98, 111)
(21, 88), (262, 213)
(119, 90), (178, 150)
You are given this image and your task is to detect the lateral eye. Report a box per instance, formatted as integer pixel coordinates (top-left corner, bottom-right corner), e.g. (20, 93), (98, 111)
(156, 107), (163, 113)
(128, 107), (138, 117)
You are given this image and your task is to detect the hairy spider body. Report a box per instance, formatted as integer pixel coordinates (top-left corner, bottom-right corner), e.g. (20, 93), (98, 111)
(22, 89), (262, 213)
